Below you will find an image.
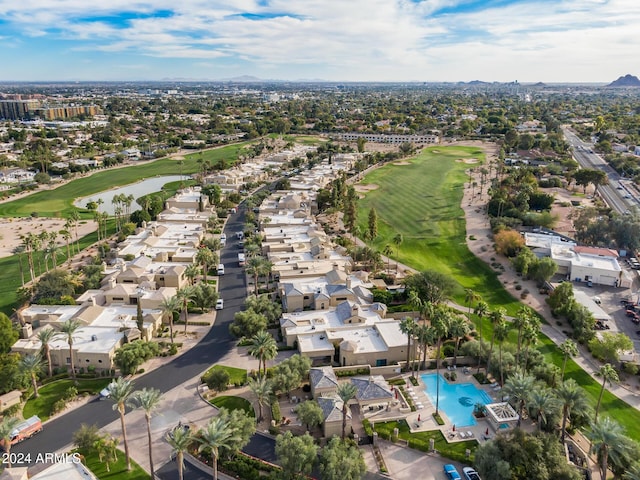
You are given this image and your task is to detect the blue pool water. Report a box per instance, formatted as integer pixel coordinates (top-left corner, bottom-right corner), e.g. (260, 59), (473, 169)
(420, 373), (493, 427)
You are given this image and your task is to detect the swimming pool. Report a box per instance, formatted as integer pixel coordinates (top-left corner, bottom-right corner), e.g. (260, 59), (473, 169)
(420, 373), (493, 427)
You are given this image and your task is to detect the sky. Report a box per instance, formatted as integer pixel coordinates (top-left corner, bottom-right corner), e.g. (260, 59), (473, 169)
(0, 0), (639, 83)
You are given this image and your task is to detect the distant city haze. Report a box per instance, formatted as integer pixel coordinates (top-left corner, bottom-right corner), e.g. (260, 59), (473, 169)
(0, 0), (638, 83)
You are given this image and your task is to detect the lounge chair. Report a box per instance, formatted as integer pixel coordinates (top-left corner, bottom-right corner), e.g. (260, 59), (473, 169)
(458, 431), (467, 439)
(467, 431), (474, 438)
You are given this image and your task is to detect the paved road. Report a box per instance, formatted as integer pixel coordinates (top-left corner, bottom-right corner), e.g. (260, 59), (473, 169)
(13, 208), (250, 461)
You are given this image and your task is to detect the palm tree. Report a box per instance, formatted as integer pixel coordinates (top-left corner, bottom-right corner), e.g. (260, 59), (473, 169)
(129, 388), (162, 479)
(248, 331), (278, 377)
(107, 377), (135, 471)
(197, 416), (237, 480)
(431, 304), (451, 415)
(449, 315), (470, 367)
(20, 354), (45, 398)
(464, 288), (479, 321)
(503, 372), (534, 427)
(399, 317), (416, 370)
(513, 306), (532, 367)
(486, 308), (505, 378)
(185, 264), (200, 285)
(0, 417), (21, 467)
(559, 339), (578, 382)
(246, 256), (267, 296)
(337, 382), (357, 439)
(527, 388), (559, 431)
(494, 320), (511, 388)
(248, 376), (272, 422)
(588, 417), (632, 480)
(520, 319), (540, 372)
(382, 244), (393, 273)
(474, 300), (489, 373)
(392, 233), (403, 271)
(37, 326), (59, 377)
(196, 246), (216, 283)
(59, 318), (83, 381)
(12, 245), (26, 286)
(557, 378), (590, 443)
(167, 425), (193, 480)
(160, 296), (181, 345)
(60, 228), (72, 264)
(68, 209), (81, 254)
(594, 363), (619, 423)
(624, 462), (640, 480)
(415, 323), (435, 370)
(176, 286), (196, 334)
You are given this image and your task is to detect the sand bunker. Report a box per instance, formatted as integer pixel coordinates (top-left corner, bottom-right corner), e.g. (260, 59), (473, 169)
(456, 158), (479, 164)
(393, 161), (411, 166)
(354, 184), (379, 193)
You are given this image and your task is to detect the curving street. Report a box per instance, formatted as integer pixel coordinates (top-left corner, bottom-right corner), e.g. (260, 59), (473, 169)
(13, 207), (255, 462)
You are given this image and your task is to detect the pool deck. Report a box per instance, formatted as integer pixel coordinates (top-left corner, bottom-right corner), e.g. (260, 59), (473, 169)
(385, 369), (526, 443)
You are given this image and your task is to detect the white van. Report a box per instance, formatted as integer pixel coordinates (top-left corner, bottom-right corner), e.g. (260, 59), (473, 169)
(217, 264), (225, 275)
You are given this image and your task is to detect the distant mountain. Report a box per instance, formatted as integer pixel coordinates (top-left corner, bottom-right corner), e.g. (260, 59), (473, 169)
(607, 74), (640, 87)
(222, 75), (268, 82)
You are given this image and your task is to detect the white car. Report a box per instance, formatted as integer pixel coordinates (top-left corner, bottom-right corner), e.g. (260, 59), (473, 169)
(215, 299), (224, 310)
(462, 467), (481, 480)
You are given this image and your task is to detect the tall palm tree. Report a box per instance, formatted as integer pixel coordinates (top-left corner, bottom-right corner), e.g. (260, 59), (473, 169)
(248, 331), (278, 377)
(59, 318), (83, 381)
(0, 417), (21, 467)
(624, 462), (640, 480)
(196, 246), (216, 283)
(503, 372), (534, 427)
(337, 382), (358, 439)
(20, 354), (45, 398)
(248, 376), (272, 422)
(527, 388), (559, 431)
(474, 300), (489, 373)
(160, 296), (181, 345)
(382, 244), (393, 273)
(431, 304), (451, 415)
(399, 316), (416, 370)
(176, 286), (196, 334)
(68, 209), (81, 254)
(392, 233), (403, 271)
(197, 416), (237, 480)
(588, 417), (632, 480)
(60, 228), (72, 264)
(12, 245), (26, 286)
(559, 339), (578, 382)
(494, 320), (511, 388)
(246, 256), (266, 296)
(512, 306), (532, 367)
(167, 425), (193, 480)
(129, 388), (162, 479)
(37, 326), (59, 377)
(520, 319), (540, 372)
(448, 315), (470, 367)
(464, 288), (479, 321)
(415, 323), (435, 370)
(107, 377), (136, 471)
(556, 378), (590, 443)
(184, 264), (200, 285)
(594, 363), (619, 423)
(486, 308), (505, 378)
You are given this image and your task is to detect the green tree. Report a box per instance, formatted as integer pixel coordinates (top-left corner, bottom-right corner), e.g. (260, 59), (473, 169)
(176, 286), (196, 333)
(527, 388), (559, 432)
(431, 304), (451, 414)
(216, 407), (256, 457)
(503, 372), (534, 427)
(197, 416), (237, 480)
(559, 339), (578, 382)
(244, 294), (282, 325)
(275, 431), (318, 480)
(367, 207), (378, 240)
(129, 388), (162, 479)
(588, 332), (633, 364)
(20, 353), (45, 399)
(59, 318), (83, 381)
(229, 309), (267, 339)
(337, 382), (358, 439)
(160, 296), (180, 345)
(588, 417), (633, 480)
(486, 308), (505, 378)
(474, 300), (489, 373)
(0, 417), (22, 467)
(196, 246), (216, 283)
(248, 330), (278, 377)
(106, 377), (136, 471)
(191, 283), (218, 313)
(114, 341), (160, 375)
(494, 320), (511, 388)
(167, 423), (193, 480)
(529, 257), (558, 287)
(73, 423), (102, 452)
(185, 264), (200, 285)
(405, 270), (456, 305)
(594, 364), (619, 423)
(248, 376), (272, 422)
(205, 368), (230, 393)
(557, 378), (590, 443)
(31, 269), (75, 303)
(0, 313), (19, 354)
(449, 315), (470, 367)
(319, 437), (366, 480)
(0, 353), (30, 394)
(296, 400), (324, 432)
(399, 316), (416, 369)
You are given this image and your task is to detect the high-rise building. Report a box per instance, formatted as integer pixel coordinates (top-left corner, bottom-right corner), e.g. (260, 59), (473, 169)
(0, 100), (41, 120)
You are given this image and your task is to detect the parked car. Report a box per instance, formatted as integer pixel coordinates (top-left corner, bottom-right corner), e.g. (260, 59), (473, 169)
(462, 467), (481, 480)
(215, 298), (224, 310)
(444, 464), (462, 480)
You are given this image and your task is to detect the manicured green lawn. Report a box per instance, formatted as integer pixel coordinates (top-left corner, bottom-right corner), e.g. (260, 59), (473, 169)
(202, 364), (247, 385)
(0, 142), (249, 219)
(209, 396), (255, 417)
(357, 145), (640, 443)
(81, 448), (150, 480)
(24, 378), (112, 421)
(356, 146), (521, 315)
(365, 419), (476, 462)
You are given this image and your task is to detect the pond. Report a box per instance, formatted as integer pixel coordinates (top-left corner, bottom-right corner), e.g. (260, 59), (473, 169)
(73, 175), (185, 214)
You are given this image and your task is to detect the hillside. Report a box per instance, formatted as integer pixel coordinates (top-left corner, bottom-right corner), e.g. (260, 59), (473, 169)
(607, 74), (640, 87)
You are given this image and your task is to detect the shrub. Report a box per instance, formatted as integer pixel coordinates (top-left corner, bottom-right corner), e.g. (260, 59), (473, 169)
(205, 368), (230, 392)
(52, 399), (67, 414)
(64, 386), (78, 401)
(271, 400), (281, 424)
(623, 363), (639, 375)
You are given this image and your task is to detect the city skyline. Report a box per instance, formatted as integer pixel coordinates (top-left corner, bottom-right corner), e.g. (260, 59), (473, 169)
(0, 0), (639, 83)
